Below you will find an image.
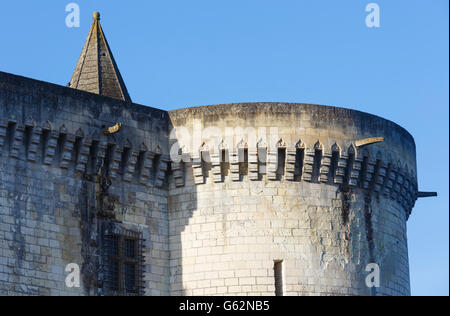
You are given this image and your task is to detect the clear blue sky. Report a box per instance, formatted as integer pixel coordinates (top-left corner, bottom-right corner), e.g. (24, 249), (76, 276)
(0, 0), (448, 296)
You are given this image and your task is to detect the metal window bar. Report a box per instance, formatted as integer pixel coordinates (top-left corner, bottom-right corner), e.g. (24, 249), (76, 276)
(103, 228), (145, 296)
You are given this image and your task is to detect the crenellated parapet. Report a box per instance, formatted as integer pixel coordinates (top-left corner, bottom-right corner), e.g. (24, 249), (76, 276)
(170, 137), (418, 217)
(0, 117), (170, 189)
(168, 102), (420, 219)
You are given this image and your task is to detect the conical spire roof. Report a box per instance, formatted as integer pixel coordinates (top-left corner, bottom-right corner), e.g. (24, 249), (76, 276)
(69, 12), (132, 102)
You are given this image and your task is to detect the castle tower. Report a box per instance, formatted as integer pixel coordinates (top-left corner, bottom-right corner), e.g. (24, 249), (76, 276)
(0, 12), (437, 297)
(68, 12), (132, 102)
(167, 103), (427, 296)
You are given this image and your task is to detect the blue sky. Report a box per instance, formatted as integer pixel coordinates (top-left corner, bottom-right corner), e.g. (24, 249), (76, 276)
(0, 1), (448, 296)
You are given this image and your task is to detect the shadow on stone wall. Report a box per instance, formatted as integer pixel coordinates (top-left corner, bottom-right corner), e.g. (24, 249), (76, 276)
(167, 119), (198, 296)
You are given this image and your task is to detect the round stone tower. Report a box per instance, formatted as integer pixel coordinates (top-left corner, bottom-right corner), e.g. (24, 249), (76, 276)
(168, 103), (417, 296)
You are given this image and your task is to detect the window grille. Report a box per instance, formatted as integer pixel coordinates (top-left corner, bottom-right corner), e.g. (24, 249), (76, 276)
(103, 227), (145, 296)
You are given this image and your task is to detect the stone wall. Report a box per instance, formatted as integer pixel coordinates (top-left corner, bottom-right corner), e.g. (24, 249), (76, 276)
(0, 72), (170, 295)
(169, 182), (410, 296)
(168, 103), (416, 296)
(0, 71), (418, 296)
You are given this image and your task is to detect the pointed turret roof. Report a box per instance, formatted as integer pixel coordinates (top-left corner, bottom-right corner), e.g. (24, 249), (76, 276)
(69, 12), (132, 102)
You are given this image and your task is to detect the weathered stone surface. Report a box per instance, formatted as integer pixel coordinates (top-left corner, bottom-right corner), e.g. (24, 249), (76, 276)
(1, 69), (418, 296)
(167, 102), (417, 296)
(0, 71), (169, 296)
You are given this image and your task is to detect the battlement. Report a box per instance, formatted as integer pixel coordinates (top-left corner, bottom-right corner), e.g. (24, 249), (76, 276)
(0, 71), (419, 218)
(0, 71), (419, 296)
(173, 139), (418, 218)
(0, 119), (170, 188)
(0, 71), (170, 187)
(168, 102), (419, 218)
(0, 115), (418, 218)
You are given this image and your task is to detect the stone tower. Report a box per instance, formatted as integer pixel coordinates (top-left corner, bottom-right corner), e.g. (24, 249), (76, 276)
(168, 103), (421, 296)
(68, 12), (131, 102)
(0, 12), (435, 296)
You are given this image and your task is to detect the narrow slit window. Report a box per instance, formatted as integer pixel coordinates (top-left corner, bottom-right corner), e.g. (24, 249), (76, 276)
(274, 260), (284, 297)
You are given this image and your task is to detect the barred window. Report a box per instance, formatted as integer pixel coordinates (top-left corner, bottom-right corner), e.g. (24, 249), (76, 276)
(103, 229), (144, 296)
